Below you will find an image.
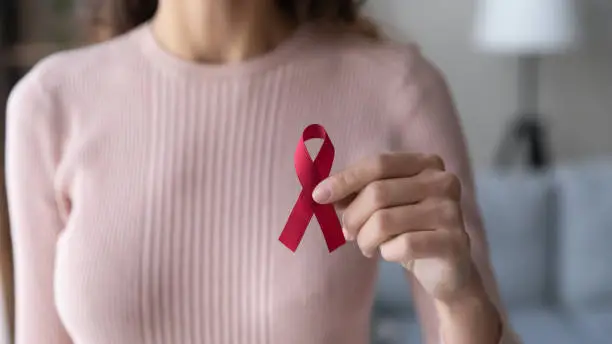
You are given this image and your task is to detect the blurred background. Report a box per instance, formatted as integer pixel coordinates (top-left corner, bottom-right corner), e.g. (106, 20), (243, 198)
(1, 0), (611, 343)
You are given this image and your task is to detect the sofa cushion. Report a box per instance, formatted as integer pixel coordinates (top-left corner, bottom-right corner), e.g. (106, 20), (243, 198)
(475, 171), (553, 307)
(371, 314), (422, 344)
(556, 159), (612, 307)
(374, 261), (414, 313)
(571, 308), (612, 343)
(509, 308), (589, 344)
(372, 309), (589, 344)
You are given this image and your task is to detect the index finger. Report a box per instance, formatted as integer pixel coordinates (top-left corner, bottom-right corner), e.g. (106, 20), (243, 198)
(312, 153), (444, 204)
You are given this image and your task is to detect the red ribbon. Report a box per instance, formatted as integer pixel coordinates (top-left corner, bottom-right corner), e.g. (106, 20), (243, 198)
(279, 124), (346, 253)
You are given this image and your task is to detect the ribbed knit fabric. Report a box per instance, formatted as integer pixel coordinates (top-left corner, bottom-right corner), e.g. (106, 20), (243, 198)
(5, 23), (513, 344)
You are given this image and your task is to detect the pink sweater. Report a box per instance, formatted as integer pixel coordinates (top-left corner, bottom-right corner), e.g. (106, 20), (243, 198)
(6, 23), (513, 344)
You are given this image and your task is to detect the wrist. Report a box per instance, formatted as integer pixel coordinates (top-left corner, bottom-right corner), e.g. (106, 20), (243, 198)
(434, 272), (502, 344)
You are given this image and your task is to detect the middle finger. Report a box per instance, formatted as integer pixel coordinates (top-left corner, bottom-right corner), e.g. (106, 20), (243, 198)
(356, 199), (460, 257)
(343, 172), (447, 237)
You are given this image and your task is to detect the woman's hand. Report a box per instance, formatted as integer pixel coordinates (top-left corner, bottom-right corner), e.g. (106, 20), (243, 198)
(312, 153), (502, 343)
(313, 153), (501, 344)
(312, 152), (475, 301)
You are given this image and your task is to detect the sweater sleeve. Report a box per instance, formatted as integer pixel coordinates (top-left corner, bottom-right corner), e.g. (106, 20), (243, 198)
(392, 48), (521, 344)
(5, 69), (73, 343)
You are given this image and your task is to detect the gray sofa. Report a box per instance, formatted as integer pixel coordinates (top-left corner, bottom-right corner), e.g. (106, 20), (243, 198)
(372, 157), (612, 344)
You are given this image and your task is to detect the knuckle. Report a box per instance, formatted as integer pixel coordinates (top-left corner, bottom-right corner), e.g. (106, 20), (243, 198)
(420, 168), (439, 179)
(402, 234), (418, 253)
(425, 154), (445, 171)
(379, 245), (394, 262)
(415, 169), (438, 192)
(399, 235), (422, 263)
(373, 154), (393, 175)
(449, 231), (470, 258)
(336, 169), (357, 189)
(459, 230), (471, 250)
(439, 199), (461, 223)
(372, 209), (393, 234)
(438, 173), (462, 200)
(366, 181), (388, 208)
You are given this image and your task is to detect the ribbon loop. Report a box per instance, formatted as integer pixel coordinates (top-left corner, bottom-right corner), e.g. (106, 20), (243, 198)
(279, 124), (346, 253)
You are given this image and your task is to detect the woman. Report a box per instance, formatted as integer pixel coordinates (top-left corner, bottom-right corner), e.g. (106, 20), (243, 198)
(5, 0), (518, 343)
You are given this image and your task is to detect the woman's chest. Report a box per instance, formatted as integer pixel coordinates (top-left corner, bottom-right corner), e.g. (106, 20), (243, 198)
(57, 75), (394, 250)
(53, 83), (391, 339)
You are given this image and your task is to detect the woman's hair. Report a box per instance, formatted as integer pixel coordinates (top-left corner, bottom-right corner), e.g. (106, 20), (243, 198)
(89, 0), (379, 41)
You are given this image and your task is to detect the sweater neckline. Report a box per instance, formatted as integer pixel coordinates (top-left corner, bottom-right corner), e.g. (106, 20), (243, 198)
(134, 21), (314, 78)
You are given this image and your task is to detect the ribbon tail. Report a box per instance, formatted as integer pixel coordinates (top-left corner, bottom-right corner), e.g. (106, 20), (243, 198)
(279, 192), (313, 252)
(313, 204), (346, 252)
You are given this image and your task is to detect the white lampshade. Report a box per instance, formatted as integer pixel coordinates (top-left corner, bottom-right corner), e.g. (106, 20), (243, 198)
(474, 0), (580, 55)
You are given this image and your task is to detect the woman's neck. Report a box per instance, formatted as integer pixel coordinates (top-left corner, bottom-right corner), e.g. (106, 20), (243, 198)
(151, 0), (295, 64)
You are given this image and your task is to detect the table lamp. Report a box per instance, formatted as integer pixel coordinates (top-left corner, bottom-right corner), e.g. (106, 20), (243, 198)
(474, 0), (580, 169)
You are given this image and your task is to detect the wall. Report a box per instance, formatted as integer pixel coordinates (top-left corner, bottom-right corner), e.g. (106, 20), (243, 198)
(364, 0), (612, 166)
(544, 2), (612, 163)
(12, 0), (612, 166)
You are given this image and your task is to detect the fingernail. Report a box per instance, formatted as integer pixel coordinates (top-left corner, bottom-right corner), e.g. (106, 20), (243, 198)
(342, 228), (354, 241)
(312, 182), (331, 203)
